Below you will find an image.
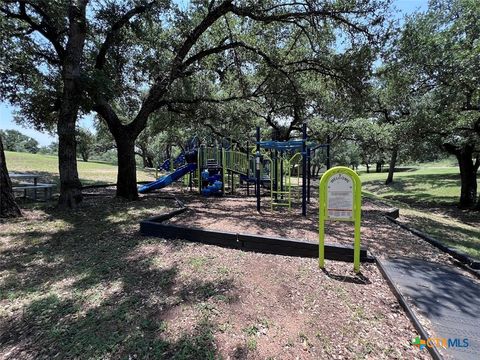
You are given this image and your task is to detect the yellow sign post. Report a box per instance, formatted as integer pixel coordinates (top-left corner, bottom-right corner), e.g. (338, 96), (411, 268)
(319, 166), (362, 272)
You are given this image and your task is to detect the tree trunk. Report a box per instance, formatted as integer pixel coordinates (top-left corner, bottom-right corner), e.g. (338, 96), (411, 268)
(385, 146), (398, 185)
(81, 151), (89, 162)
(456, 148), (477, 209)
(166, 145), (171, 161)
(444, 144), (478, 209)
(115, 134), (138, 200)
(376, 162), (382, 173)
(0, 136), (21, 218)
(57, 1), (88, 209)
(365, 163), (370, 173)
(134, 145), (147, 168)
(146, 156), (154, 168)
(141, 151), (148, 168)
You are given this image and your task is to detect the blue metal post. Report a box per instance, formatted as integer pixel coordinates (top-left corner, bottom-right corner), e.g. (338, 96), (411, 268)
(256, 127), (261, 212)
(302, 123), (307, 216)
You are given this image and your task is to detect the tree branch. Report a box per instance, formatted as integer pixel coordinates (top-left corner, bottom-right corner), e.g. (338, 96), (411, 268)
(1, 1), (65, 58)
(170, 0), (234, 75)
(181, 41), (243, 69)
(95, 0), (157, 70)
(231, 5), (372, 39)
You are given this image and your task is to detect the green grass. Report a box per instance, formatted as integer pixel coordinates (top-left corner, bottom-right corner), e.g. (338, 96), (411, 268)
(5, 151), (156, 186)
(360, 163), (480, 260)
(360, 166), (461, 206)
(401, 207), (480, 260)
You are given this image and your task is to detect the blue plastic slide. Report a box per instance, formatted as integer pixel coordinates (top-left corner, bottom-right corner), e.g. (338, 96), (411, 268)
(139, 163), (197, 193)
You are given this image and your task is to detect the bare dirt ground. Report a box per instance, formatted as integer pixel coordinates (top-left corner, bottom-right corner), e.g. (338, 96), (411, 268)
(167, 189), (453, 263)
(0, 186), (433, 359)
(165, 186), (480, 360)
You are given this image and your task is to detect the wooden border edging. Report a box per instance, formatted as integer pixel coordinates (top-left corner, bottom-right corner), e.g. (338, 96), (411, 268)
(82, 181), (152, 190)
(140, 209), (374, 262)
(386, 216), (480, 276)
(385, 207), (400, 219)
(376, 257), (443, 360)
(363, 196), (400, 219)
(81, 183), (116, 189)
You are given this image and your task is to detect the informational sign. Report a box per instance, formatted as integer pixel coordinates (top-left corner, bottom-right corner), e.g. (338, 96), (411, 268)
(327, 173), (353, 220)
(318, 167), (362, 273)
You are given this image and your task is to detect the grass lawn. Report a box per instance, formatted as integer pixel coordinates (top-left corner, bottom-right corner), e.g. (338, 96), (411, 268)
(5, 151), (156, 186)
(360, 163), (480, 261)
(360, 166), (461, 206)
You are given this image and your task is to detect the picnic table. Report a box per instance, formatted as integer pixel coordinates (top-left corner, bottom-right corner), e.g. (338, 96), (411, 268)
(9, 173), (55, 201)
(9, 172), (40, 185)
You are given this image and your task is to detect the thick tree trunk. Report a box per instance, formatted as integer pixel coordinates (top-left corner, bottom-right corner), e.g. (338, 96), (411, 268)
(0, 136), (21, 218)
(365, 163), (370, 173)
(57, 1), (88, 209)
(376, 162), (382, 173)
(456, 149), (477, 209)
(385, 146), (398, 185)
(115, 134), (138, 200)
(445, 144), (478, 209)
(58, 119), (83, 207)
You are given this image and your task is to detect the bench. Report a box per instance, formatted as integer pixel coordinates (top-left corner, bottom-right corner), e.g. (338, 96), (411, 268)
(12, 183), (56, 201)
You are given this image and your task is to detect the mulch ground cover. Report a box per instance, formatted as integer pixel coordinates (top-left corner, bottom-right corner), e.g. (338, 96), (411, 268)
(0, 186), (436, 359)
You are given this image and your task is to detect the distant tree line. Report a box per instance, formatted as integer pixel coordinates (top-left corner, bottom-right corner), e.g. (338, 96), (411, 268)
(0, 129), (39, 154)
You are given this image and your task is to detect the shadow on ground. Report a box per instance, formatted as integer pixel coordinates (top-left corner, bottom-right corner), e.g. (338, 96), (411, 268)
(363, 173), (460, 206)
(0, 192), (237, 359)
(401, 213), (480, 261)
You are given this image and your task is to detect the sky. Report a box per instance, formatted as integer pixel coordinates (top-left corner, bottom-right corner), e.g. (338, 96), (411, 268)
(0, 0), (429, 146)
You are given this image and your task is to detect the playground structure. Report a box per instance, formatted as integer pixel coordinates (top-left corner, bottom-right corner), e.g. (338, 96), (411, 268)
(138, 125), (330, 216)
(138, 129), (367, 272)
(254, 124), (329, 216)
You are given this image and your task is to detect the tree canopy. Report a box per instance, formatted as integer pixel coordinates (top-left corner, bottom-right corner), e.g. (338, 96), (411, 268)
(1, 0), (478, 209)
